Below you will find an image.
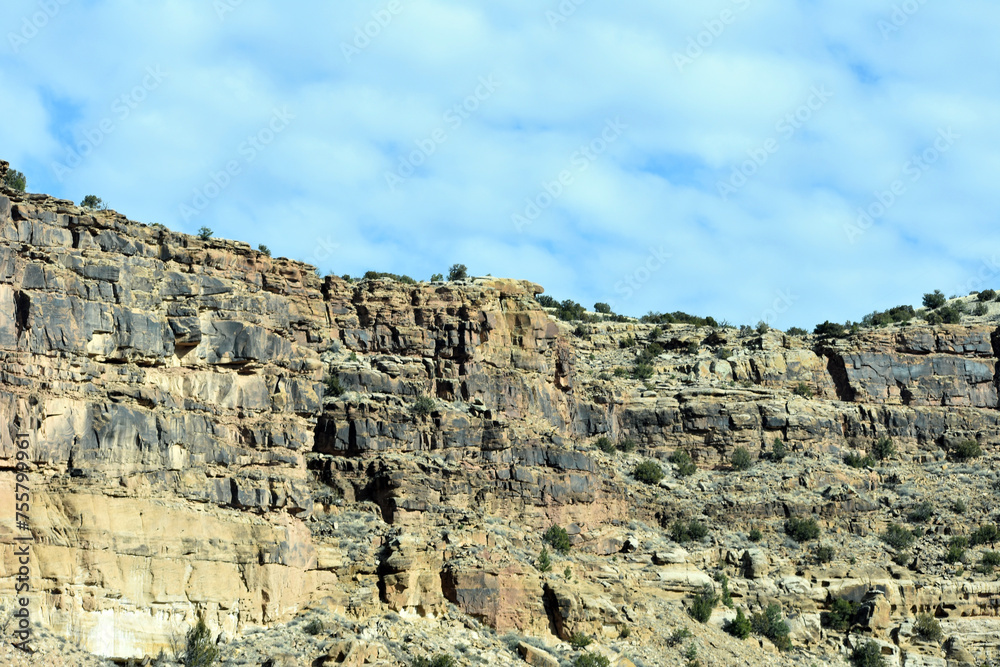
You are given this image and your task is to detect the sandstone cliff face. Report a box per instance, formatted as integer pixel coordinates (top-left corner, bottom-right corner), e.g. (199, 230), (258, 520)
(2, 183), (1000, 665)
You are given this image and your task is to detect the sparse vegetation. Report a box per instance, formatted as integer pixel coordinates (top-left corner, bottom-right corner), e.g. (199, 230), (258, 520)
(595, 436), (616, 454)
(750, 603), (791, 652)
(907, 501), (934, 523)
(617, 438), (637, 453)
(569, 632), (592, 649)
(950, 439), (983, 461)
(793, 382), (813, 398)
(978, 289), (997, 301)
(786, 327), (808, 336)
(430, 273), (443, 282)
(594, 302), (611, 314)
(770, 437), (788, 461)
(544, 525), (572, 554)
(666, 628), (692, 647)
(844, 452), (876, 469)
(881, 523), (915, 550)
(3, 168), (26, 192)
(749, 527), (763, 542)
(953, 499), (967, 514)
(257, 244), (271, 256)
(914, 612), (943, 642)
(447, 264), (468, 281)
(730, 446), (752, 471)
(197, 226), (213, 240)
(412, 655), (457, 667)
(970, 525), (998, 547)
(182, 615), (219, 667)
(979, 551), (1000, 574)
(363, 270), (417, 284)
(823, 597), (858, 632)
(411, 395), (436, 417)
(324, 374), (344, 397)
(816, 545), (835, 563)
(922, 290), (946, 309)
(537, 548), (552, 572)
(573, 654), (610, 667)
(688, 585), (718, 623)
(669, 450), (696, 477)
(850, 640), (887, 667)
(724, 608), (752, 639)
(671, 519), (708, 543)
(814, 321), (847, 338)
(633, 460), (664, 485)
(80, 195), (107, 210)
(784, 516), (821, 542)
(871, 436), (895, 460)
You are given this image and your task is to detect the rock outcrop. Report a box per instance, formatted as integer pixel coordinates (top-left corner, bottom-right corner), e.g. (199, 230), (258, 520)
(2, 181), (1000, 665)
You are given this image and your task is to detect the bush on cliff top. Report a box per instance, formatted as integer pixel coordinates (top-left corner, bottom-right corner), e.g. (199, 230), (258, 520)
(3, 168), (26, 192)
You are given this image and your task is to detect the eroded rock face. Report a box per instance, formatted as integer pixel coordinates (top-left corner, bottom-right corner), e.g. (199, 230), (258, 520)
(3, 186), (1000, 663)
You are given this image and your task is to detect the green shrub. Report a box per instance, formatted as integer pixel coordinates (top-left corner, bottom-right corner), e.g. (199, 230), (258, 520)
(303, 618), (324, 635)
(573, 654), (610, 667)
(182, 615), (219, 667)
(595, 437), (616, 454)
(786, 327), (808, 336)
(324, 375), (345, 397)
(914, 612), (942, 642)
(979, 289), (997, 301)
(944, 538), (964, 564)
(544, 525), (572, 554)
(792, 382), (813, 398)
(80, 195), (108, 210)
(850, 640), (887, 667)
(632, 363), (654, 380)
(881, 524), (915, 550)
(669, 450), (696, 477)
(724, 608), (752, 639)
(714, 572), (734, 608)
(748, 527), (763, 542)
(730, 447), (753, 471)
(816, 545), (835, 563)
(671, 519), (709, 543)
(593, 302), (611, 314)
(907, 501), (934, 523)
(569, 632), (592, 649)
(633, 461), (664, 485)
(412, 655), (457, 667)
(430, 273), (443, 282)
(813, 321), (847, 338)
(684, 340), (699, 355)
(784, 516), (821, 542)
(666, 627), (692, 647)
(922, 290), (946, 309)
(257, 244), (271, 256)
(844, 452), (876, 469)
(951, 439), (983, 461)
(447, 264), (468, 281)
(979, 551), (1000, 574)
(970, 525), (998, 547)
(872, 436), (896, 460)
(750, 603), (791, 651)
(197, 226), (213, 240)
(953, 499), (967, 514)
(538, 548), (552, 572)
(770, 438), (788, 461)
(974, 303), (989, 316)
(823, 597), (858, 632)
(362, 270), (417, 284)
(617, 438), (637, 453)
(412, 396), (436, 417)
(756, 321), (770, 334)
(688, 585), (718, 623)
(3, 168), (26, 192)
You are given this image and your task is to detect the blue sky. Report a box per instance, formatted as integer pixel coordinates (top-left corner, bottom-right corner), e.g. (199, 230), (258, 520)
(2, 0), (999, 329)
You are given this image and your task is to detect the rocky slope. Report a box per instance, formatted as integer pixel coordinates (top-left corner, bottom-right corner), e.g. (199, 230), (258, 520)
(2, 172), (1000, 666)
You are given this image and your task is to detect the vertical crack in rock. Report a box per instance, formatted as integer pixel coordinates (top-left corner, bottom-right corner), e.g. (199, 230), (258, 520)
(825, 352), (856, 402)
(13, 289), (29, 341)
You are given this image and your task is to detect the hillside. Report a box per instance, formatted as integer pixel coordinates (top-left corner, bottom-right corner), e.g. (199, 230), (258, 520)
(1, 170), (1000, 666)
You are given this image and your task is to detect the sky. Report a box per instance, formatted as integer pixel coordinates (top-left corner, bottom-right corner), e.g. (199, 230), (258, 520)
(1, 0), (999, 330)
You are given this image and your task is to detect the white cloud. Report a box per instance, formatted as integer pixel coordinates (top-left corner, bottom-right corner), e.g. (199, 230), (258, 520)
(1, 0), (999, 329)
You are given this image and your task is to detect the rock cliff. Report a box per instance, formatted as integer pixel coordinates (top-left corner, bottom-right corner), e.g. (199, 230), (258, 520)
(2, 181), (1000, 666)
